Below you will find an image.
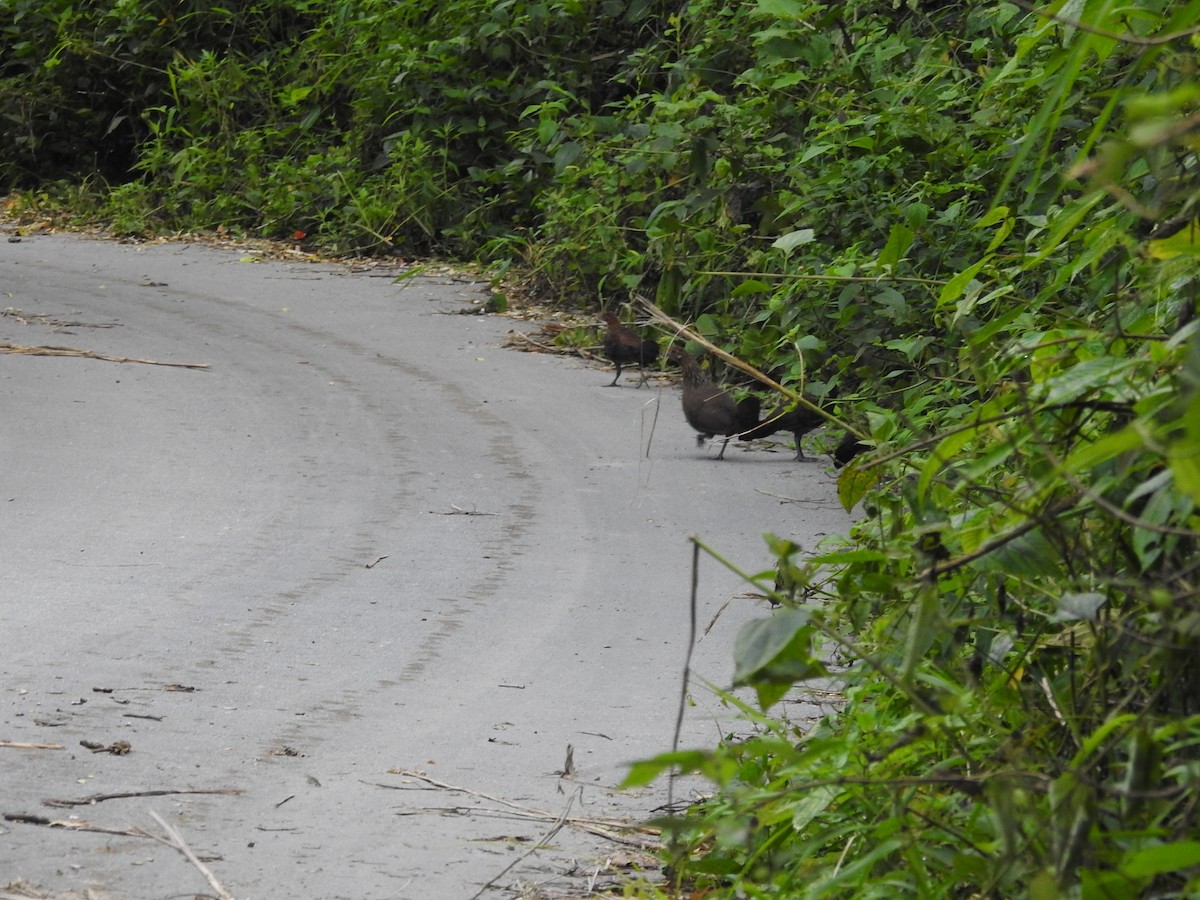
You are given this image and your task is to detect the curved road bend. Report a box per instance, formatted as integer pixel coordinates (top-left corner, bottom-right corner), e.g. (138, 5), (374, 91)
(0, 233), (849, 898)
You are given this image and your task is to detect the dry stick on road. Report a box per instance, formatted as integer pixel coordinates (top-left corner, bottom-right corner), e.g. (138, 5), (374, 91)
(149, 811), (235, 900)
(43, 788), (242, 809)
(4, 810), (231, 873)
(468, 788), (579, 900)
(377, 770), (660, 850)
(0, 741), (63, 751)
(0, 342), (209, 369)
(1, 812), (185, 846)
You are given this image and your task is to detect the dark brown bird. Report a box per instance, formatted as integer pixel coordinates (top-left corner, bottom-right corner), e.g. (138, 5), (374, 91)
(600, 311), (659, 387)
(833, 432), (870, 468)
(740, 403), (826, 460)
(668, 347), (761, 459)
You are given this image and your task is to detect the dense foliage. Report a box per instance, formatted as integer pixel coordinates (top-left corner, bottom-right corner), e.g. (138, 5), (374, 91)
(4, 0), (1200, 895)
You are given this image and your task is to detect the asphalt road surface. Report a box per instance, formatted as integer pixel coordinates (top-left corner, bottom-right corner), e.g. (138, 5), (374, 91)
(1, 233), (849, 898)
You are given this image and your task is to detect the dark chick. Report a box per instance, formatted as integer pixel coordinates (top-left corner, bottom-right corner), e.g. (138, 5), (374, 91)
(600, 311), (659, 387)
(740, 404), (826, 460)
(668, 347), (761, 459)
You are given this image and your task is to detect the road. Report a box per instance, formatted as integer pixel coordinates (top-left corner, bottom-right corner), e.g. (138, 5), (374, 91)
(0, 233), (849, 898)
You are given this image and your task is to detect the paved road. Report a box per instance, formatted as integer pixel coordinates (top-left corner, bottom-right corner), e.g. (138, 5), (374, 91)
(0, 233), (848, 898)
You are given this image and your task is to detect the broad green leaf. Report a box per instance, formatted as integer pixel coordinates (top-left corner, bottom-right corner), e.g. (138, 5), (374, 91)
(876, 224), (914, 268)
(1169, 452), (1200, 506)
(837, 461), (880, 512)
(791, 784), (839, 831)
(1122, 841), (1200, 878)
(1147, 220), (1200, 259)
(918, 423), (980, 499)
(938, 259), (987, 308)
(1168, 391), (1200, 504)
(621, 749), (713, 788)
(807, 547), (889, 565)
(732, 610), (826, 710)
(695, 313), (721, 336)
(973, 526), (1063, 578)
(900, 588), (940, 683)
(753, 0), (806, 17)
(985, 215), (1016, 252)
(977, 205), (1011, 228)
(1061, 425), (1141, 475)
(731, 279), (774, 297)
(772, 228), (815, 255)
(1035, 356), (1137, 405)
(905, 202), (930, 230)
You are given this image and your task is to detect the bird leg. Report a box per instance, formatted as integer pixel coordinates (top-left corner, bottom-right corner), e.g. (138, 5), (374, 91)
(607, 363), (622, 387)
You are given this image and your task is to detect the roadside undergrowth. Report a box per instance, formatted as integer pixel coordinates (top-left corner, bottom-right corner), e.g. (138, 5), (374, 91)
(4, 1), (1200, 895)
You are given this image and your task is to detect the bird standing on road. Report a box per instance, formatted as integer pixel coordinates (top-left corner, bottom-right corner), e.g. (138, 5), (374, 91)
(600, 311), (659, 387)
(740, 404), (826, 460)
(668, 347), (761, 459)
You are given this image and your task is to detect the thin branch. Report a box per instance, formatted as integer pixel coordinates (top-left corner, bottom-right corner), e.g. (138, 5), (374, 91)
(0, 342), (209, 369)
(915, 493), (1083, 581)
(375, 771), (660, 850)
(468, 790), (578, 900)
(43, 787), (241, 809)
(669, 541), (702, 814)
(149, 810), (235, 900)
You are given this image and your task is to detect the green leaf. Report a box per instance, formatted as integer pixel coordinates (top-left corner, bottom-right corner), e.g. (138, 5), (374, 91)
(754, 0), (807, 17)
(837, 462), (880, 512)
(1035, 356), (1137, 404)
(937, 259), (986, 308)
(1122, 841), (1200, 878)
(732, 279), (774, 297)
(1061, 425), (1141, 475)
(876, 223), (914, 268)
(1169, 391), (1200, 504)
(621, 749), (712, 788)
(732, 610), (825, 710)
(791, 784), (839, 831)
(977, 205), (1011, 228)
(1142, 218), (1200, 260)
(695, 313), (721, 337)
(973, 526), (1063, 578)
(904, 202), (930, 230)
(772, 228), (815, 256)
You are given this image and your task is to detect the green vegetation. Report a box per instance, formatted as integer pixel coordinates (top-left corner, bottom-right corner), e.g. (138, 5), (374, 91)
(4, 0), (1200, 895)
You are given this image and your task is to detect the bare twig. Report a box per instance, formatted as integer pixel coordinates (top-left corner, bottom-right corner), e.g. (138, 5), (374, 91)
(702, 597), (731, 639)
(375, 770), (659, 850)
(43, 788), (241, 809)
(3, 813), (147, 838)
(0, 343), (208, 369)
(468, 789), (579, 900)
(432, 505), (498, 516)
(149, 811), (235, 900)
(0, 741), (63, 751)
